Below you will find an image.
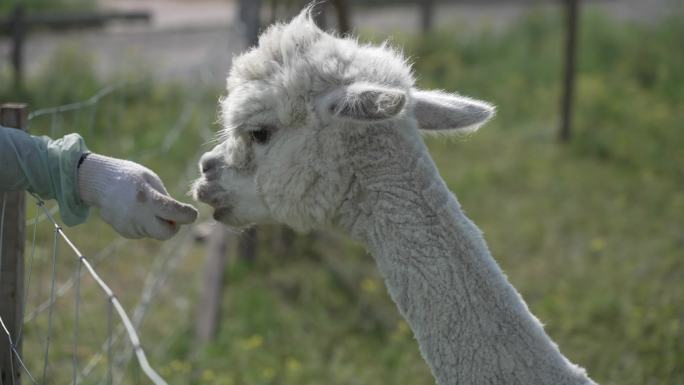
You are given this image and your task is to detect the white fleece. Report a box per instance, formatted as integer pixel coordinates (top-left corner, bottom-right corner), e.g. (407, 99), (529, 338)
(192, 7), (599, 384)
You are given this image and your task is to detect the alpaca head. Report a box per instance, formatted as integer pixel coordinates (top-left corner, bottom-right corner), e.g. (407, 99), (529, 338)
(192, 7), (495, 232)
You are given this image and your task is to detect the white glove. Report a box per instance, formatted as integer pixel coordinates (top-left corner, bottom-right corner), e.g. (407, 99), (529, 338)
(77, 154), (198, 240)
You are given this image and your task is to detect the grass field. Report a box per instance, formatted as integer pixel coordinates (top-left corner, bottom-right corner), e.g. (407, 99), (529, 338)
(0, 0), (94, 14)
(1, 8), (682, 385)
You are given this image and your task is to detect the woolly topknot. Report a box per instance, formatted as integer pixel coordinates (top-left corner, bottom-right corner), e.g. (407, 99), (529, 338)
(226, 6), (414, 96)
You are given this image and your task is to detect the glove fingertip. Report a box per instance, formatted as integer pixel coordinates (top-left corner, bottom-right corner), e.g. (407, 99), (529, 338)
(178, 204), (199, 224)
(149, 190), (198, 224)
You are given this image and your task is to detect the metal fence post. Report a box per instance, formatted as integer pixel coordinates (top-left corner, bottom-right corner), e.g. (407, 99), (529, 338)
(238, 0), (262, 47)
(0, 103), (28, 385)
(331, 0), (351, 35)
(420, 0), (435, 34)
(10, 5), (26, 92)
(559, 0), (580, 142)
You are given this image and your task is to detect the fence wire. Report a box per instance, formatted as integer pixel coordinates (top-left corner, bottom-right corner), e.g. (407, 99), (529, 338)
(0, 33), (227, 383)
(35, 194), (168, 385)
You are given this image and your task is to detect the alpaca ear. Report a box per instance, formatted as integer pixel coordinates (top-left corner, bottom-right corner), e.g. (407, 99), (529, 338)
(323, 82), (407, 122)
(412, 89), (495, 133)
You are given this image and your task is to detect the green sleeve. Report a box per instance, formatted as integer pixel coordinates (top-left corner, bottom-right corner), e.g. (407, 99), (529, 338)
(0, 126), (91, 226)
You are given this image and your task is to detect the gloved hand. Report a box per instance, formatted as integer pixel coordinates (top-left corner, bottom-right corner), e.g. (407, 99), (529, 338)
(77, 153), (198, 240)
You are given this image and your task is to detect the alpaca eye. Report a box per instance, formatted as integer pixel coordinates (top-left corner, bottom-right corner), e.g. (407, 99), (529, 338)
(250, 128), (271, 145)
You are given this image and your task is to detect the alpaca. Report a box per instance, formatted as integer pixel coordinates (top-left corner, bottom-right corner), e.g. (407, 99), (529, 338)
(192, 8), (598, 385)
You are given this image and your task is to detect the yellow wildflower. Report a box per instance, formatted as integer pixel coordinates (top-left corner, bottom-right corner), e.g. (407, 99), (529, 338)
(240, 334), (264, 350)
(261, 367), (275, 380)
(216, 377), (234, 385)
(361, 277), (379, 293)
(590, 238), (606, 252)
(396, 320), (410, 336)
(201, 369), (216, 381)
(286, 357), (302, 372)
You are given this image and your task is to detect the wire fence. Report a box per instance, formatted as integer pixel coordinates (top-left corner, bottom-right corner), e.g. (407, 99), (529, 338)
(5, 192), (169, 385)
(0, 37), (228, 384)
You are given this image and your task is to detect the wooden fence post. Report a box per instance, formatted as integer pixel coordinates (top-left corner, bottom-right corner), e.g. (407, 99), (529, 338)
(10, 5), (26, 91)
(238, 228), (258, 264)
(273, 226), (295, 258)
(0, 103), (28, 385)
(559, 0), (579, 142)
(331, 0), (351, 35)
(195, 225), (230, 343)
(238, 0), (262, 47)
(195, 0), (264, 346)
(420, 0), (435, 34)
(267, 0), (279, 25)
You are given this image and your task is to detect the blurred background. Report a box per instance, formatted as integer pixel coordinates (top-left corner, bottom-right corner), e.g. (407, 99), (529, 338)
(0, 0), (682, 384)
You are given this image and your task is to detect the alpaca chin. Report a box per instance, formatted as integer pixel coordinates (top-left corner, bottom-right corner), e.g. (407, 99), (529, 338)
(211, 206), (254, 229)
(212, 206), (233, 222)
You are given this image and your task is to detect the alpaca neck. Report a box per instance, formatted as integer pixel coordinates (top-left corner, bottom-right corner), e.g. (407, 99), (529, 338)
(339, 124), (596, 385)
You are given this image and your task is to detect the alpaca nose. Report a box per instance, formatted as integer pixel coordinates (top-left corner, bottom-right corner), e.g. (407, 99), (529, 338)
(200, 152), (222, 179)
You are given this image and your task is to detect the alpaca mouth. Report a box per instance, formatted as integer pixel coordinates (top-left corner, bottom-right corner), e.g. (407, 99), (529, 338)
(192, 179), (228, 208)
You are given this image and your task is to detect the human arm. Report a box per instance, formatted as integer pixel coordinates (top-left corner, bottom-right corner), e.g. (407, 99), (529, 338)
(0, 125), (89, 225)
(0, 126), (197, 240)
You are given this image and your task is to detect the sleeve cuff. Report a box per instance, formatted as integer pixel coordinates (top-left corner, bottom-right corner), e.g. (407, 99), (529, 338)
(45, 133), (91, 226)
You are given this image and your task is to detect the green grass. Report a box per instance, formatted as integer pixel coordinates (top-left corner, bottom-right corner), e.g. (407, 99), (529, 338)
(1, 8), (682, 385)
(0, 0), (95, 15)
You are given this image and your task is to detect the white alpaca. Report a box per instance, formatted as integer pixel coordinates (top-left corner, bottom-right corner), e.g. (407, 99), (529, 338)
(193, 8), (598, 385)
